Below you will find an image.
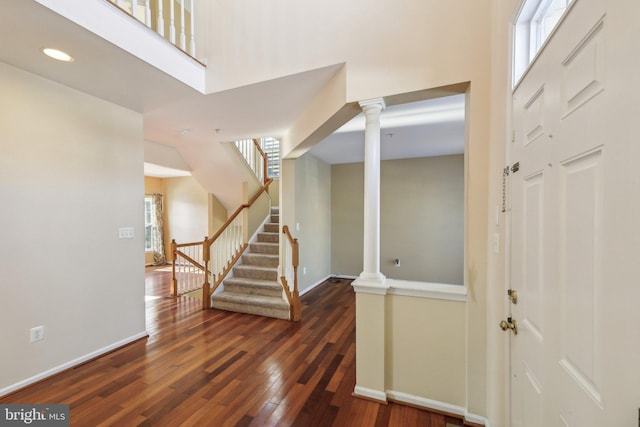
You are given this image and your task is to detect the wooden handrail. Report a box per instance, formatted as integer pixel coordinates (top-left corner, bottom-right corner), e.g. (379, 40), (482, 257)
(206, 178), (272, 245)
(281, 225), (301, 321)
(252, 138), (269, 185)
(174, 250), (208, 273)
(171, 180), (272, 309)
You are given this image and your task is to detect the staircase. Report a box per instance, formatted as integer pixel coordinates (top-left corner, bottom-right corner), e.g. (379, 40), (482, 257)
(211, 207), (290, 320)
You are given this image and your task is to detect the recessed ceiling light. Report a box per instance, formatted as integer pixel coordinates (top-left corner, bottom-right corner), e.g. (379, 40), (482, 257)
(42, 48), (74, 62)
(180, 128), (192, 136)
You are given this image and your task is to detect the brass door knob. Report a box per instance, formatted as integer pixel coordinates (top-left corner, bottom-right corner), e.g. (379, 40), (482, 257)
(499, 317), (518, 335)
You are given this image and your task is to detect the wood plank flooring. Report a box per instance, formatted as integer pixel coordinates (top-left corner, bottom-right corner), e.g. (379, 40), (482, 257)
(1, 268), (466, 427)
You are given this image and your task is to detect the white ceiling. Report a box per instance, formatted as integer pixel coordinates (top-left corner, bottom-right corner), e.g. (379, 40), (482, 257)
(309, 94), (466, 164)
(143, 162), (192, 178)
(0, 2), (340, 150)
(2, 1), (466, 178)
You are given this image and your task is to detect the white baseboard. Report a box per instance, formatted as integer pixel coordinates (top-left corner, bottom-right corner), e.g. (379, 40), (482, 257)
(387, 390), (466, 417)
(298, 274), (359, 296)
(353, 385), (388, 403)
(465, 412), (491, 426)
(386, 390), (489, 426)
(299, 274), (331, 296)
(0, 331), (148, 398)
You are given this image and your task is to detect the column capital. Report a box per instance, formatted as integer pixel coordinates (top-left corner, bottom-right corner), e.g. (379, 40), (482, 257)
(359, 98), (386, 113)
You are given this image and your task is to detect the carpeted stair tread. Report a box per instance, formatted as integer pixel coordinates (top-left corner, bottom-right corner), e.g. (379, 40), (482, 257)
(211, 206), (289, 320)
(223, 277), (283, 297)
(233, 264), (278, 280)
(242, 253), (279, 267)
(257, 232), (279, 243)
(264, 223), (279, 233)
(250, 242), (279, 255)
(212, 291), (289, 319)
(213, 291), (287, 307)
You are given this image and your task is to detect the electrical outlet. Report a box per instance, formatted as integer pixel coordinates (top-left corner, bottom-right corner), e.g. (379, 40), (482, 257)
(30, 325), (44, 343)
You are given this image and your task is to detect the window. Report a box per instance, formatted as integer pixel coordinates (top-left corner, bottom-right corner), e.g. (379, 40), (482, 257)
(261, 137), (280, 179)
(144, 196), (154, 252)
(513, 0), (575, 85)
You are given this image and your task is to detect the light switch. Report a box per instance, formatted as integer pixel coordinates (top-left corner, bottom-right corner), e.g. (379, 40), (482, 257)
(119, 227), (134, 239)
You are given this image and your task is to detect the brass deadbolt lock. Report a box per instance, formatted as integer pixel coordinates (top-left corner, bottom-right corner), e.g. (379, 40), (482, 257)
(499, 317), (518, 335)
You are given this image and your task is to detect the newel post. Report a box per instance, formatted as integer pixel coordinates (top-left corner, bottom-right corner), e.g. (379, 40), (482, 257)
(202, 237), (211, 310)
(291, 238), (301, 321)
(170, 239), (178, 297)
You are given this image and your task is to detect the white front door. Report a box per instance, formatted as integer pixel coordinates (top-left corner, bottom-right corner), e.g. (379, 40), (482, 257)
(508, 0), (640, 426)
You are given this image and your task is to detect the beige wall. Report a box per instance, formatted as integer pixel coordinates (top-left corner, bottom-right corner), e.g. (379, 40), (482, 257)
(332, 155), (464, 284)
(163, 176), (209, 250)
(204, 0), (491, 100)
(386, 295), (466, 406)
(144, 176), (163, 194)
(248, 190), (271, 241)
(269, 178), (280, 207)
(145, 176), (226, 265)
(293, 153), (332, 292)
(0, 61), (146, 393)
(208, 193), (227, 237)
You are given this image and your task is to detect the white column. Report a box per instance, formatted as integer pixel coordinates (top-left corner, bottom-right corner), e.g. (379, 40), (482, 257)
(351, 99), (388, 403)
(358, 98), (386, 283)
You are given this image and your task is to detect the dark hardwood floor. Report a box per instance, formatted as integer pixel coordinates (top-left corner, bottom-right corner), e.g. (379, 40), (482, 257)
(2, 267), (466, 427)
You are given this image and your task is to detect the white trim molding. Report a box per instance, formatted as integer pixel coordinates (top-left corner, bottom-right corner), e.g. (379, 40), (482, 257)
(386, 279), (467, 302)
(352, 277), (467, 301)
(387, 390), (489, 426)
(387, 390), (466, 417)
(0, 331), (149, 398)
(299, 274), (332, 296)
(353, 385), (388, 403)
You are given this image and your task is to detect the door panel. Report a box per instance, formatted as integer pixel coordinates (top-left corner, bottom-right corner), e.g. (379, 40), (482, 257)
(509, 0), (640, 426)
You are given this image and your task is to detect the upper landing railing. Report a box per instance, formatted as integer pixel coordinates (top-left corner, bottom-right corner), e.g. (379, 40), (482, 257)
(107, 0), (197, 57)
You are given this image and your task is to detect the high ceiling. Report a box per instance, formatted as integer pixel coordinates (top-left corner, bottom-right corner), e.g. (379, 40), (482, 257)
(1, 1), (465, 179)
(309, 94), (465, 164)
(0, 2), (340, 149)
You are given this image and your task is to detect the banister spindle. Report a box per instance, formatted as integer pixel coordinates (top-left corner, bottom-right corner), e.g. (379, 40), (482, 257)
(180, 0), (186, 50)
(189, 0), (196, 55)
(157, 0), (165, 36)
(144, 0), (151, 27)
(169, 0), (176, 44)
